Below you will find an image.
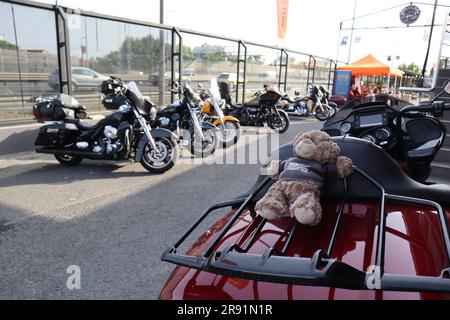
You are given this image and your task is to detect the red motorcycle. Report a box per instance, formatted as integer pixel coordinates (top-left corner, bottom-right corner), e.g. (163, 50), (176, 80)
(159, 83), (450, 300)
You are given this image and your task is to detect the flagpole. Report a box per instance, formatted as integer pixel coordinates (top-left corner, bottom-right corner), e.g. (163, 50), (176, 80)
(347, 0), (357, 64)
(421, 0), (438, 85)
(337, 21), (342, 62)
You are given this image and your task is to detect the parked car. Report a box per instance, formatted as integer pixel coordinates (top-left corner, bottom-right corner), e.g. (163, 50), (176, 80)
(217, 72), (238, 90)
(149, 71), (189, 86)
(182, 68), (195, 77)
(48, 67), (109, 92)
(259, 70), (277, 79)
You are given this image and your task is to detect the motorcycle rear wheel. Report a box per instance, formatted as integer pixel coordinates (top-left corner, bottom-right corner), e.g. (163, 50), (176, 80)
(54, 154), (83, 166)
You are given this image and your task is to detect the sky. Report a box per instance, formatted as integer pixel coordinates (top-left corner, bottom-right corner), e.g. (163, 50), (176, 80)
(4, 0), (450, 69)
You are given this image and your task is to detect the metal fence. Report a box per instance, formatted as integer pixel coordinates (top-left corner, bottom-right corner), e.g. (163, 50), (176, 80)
(0, 0), (338, 120)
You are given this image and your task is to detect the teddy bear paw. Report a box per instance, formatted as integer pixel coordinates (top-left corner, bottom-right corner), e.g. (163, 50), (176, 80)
(257, 210), (282, 221)
(293, 207), (321, 226)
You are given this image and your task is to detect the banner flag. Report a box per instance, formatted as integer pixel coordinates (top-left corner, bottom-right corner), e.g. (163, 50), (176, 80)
(277, 0), (290, 39)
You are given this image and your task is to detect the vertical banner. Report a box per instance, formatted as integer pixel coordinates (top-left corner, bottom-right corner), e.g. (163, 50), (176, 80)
(277, 0), (290, 39)
(333, 70), (353, 99)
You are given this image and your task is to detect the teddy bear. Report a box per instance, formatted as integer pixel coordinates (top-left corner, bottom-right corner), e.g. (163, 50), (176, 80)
(255, 130), (353, 226)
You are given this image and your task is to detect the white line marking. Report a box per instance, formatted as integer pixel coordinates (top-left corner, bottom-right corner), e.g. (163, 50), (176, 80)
(0, 123), (40, 131)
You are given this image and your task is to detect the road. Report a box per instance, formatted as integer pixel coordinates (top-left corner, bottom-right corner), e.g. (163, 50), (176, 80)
(0, 119), (321, 299)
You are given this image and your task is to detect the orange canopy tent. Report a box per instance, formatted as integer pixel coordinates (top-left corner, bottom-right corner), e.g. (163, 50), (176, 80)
(338, 54), (405, 77)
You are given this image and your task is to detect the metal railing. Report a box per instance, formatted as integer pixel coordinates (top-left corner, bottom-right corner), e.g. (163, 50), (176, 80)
(0, 0), (339, 119)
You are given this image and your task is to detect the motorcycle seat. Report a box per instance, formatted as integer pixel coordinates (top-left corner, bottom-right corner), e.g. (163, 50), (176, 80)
(76, 119), (102, 130)
(237, 136), (450, 206)
(282, 96), (297, 104)
(53, 94), (86, 111)
(64, 118), (101, 130)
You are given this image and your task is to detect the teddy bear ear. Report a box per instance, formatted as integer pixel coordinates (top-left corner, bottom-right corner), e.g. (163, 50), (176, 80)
(293, 132), (305, 146)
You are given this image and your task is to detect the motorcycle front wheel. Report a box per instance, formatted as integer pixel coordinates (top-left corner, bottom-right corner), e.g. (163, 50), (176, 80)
(267, 111), (290, 134)
(315, 107), (331, 121)
(190, 127), (218, 158)
(140, 137), (178, 174)
(221, 121), (240, 148)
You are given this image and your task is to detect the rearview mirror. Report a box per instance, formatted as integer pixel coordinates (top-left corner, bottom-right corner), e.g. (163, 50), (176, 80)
(445, 80), (450, 95)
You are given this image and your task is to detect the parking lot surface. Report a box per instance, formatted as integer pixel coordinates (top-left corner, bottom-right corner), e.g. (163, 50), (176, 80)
(0, 120), (320, 299)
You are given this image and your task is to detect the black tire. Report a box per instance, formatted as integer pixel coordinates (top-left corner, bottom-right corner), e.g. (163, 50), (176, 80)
(221, 121), (240, 148)
(54, 154), (83, 166)
(268, 111), (290, 134)
(315, 107), (331, 121)
(190, 127), (218, 158)
(140, 137), (178, 174)
(328, 102), (337, 117)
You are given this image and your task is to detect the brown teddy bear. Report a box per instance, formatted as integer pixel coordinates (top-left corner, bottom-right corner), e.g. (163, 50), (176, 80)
(255, 130), (353, 226)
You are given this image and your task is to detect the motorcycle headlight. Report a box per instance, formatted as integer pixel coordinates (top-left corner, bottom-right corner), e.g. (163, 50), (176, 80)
(118, 104), (130, 112)
(149, 106), (157, 121)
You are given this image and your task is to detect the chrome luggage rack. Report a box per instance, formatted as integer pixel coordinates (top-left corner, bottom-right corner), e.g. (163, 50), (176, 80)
(162, 166), (450, 293)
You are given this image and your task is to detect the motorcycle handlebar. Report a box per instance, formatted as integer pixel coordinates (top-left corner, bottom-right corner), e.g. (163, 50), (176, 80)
(401, 101), (450, 114)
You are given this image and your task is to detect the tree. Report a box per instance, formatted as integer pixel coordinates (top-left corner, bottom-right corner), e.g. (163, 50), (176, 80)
(248, 54), (264, 65)
(193, 43), (231, 62)
(398, 62), (421, 75)
(0, 39), (18, 50)
(93, 34), (196, 74)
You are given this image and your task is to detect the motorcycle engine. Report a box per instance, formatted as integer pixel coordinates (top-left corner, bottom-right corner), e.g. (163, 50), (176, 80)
(243, 106), (262, 125)
(104, 126), (118, 139)
(93, 125), (125, 156)
(247, 106), (259, 115)
(158, 117), (170, 128)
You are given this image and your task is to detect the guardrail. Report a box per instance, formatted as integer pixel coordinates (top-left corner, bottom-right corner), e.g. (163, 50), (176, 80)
(0, 0), (340, 120)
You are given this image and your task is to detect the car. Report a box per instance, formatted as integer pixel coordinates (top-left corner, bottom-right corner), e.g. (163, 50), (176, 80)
(182, 68), (195, 77)
(217, 72), (238, 90)
(48, 67), (109, 92)
(149, 71), (188, 86)
(259, 70), (277, 79)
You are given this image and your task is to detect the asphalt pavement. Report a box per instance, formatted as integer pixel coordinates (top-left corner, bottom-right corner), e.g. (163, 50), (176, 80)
(0, 119), (321, 299)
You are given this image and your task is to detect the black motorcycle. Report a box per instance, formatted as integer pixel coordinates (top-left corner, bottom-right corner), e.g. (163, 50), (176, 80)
(221, 83), (290, 133)
(33, 77), (178, 174)
(153, 82), (218, 157)
(322, 82), (450, 182)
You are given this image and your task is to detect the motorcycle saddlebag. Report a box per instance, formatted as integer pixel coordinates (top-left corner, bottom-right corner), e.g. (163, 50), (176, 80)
(33, 100), (70, 121)
(34, 123), (78, 147)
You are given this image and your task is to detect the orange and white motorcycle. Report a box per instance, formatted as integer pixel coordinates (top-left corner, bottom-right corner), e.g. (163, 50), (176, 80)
(198, 79), (240, 148)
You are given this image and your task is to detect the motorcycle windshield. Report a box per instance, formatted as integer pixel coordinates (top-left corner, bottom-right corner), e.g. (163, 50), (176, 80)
(126, 81), (146, 110)
(210, 78), (225, 122)
(127, 81), (144, 99)
(327, 99), (390, 124)
(209, 78), (221, 102)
